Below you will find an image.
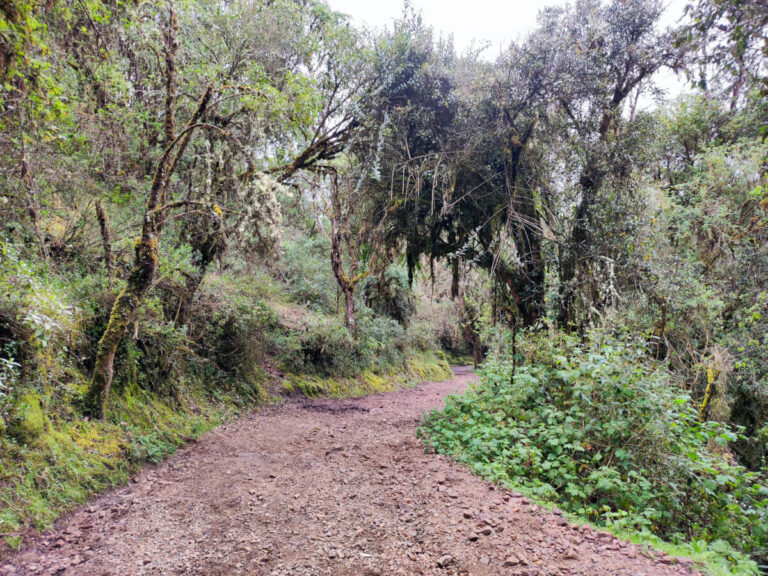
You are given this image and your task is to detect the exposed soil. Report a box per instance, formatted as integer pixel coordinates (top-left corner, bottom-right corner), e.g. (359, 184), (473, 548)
(1, 367), (700, 576)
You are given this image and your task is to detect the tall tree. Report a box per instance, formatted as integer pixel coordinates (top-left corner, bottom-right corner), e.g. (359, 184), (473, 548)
(86, 0), (405, 415)
(550, 0), (673, 328)
(87, 26), (217, 417)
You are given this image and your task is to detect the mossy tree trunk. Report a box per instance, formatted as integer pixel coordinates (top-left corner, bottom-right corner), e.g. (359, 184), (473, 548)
(330, 220), (364, 330)
(87, 76), (214, 418)
(450, 256), (460, 300)
(328, 173), (370, 331)
(95, 199), (114, 286)
(87, 240), (157, 418)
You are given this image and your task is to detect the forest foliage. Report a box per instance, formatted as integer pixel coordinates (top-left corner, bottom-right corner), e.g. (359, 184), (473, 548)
(423, 333), (766, 573)
(0, 0), (767, 570)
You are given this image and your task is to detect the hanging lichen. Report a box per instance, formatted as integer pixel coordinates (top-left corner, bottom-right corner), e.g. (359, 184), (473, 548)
(234, 172), (284, 258)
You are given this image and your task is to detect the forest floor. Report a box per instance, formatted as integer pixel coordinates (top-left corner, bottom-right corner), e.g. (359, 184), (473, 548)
(1, 367), (700, 576)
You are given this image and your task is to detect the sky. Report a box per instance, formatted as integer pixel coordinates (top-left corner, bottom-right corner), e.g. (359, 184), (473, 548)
(326, 0), (692, 105)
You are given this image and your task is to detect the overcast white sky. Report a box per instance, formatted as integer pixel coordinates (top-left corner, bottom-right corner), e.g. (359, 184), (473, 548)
(326, 0), (692, 105)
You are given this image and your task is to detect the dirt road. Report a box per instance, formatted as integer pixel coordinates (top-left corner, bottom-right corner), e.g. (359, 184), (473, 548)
(1, 367), (698, 575)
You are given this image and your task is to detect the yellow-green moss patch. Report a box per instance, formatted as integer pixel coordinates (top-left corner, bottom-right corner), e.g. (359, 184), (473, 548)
(405, 350), (453, 382)
(282, 350), (453, 399)
(0, 379), (249, 548)
(9, 393), (46, 445)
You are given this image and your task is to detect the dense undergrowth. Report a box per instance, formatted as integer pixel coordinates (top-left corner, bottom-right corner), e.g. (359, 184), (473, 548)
(421, 331), (768, 575)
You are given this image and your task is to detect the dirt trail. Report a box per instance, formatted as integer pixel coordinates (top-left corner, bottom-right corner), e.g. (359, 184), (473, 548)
(2, 368), (699, 576)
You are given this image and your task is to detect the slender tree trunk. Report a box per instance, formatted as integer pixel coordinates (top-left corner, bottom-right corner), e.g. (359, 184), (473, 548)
(450, 257), (460, 300)
(20, 155), (46, 261)
(95, 199), (114, 285)
(507, 183), (544, 325)
(343, 286), (355, 330)
(328, 174), (369, 330)
(19, 108), (47, 261)
(330, 224), (356, 329)
(163, 0), (178, 148)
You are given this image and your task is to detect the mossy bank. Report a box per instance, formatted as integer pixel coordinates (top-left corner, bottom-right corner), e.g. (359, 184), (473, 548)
(0, 349), (452, 550)
(282, 351), (453, 397)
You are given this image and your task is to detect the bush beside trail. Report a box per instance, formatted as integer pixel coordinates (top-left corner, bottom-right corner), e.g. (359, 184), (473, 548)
(422, 332), (768, 574)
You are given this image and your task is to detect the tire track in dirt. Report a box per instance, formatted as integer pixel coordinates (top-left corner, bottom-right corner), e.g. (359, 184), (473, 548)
(1, 367), (700, 576)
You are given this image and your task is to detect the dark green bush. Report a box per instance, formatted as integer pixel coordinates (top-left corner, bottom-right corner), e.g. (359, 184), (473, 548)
(356, 312), (408, 371)
(422, 331), (768, 559)
(185, 274), (280, 397)
(363, 264), (415, 325)
(290, 315), (364, 376)
(114, 311), (191, 396)
(275, 304), (440, 377)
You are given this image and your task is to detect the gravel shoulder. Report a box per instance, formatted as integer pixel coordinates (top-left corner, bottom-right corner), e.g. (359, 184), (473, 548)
(1, 367), (699, 576)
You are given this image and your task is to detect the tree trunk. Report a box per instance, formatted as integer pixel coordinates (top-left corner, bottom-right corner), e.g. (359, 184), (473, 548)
(95, 199), (114, 285)
(87, 237), (158, 418)
(501, 118), (544, 326)
(343, 286), (355, 330)
(19, 108), (47, 261)
(87, 82), (213, 418)
(330, 222), (356, 329)
(328, 173), (369, 331)
(557, 150), (609, 329)
(507, 186), (544, 325)
(450, 256), (460, 300)
(163, 0), (178, 148)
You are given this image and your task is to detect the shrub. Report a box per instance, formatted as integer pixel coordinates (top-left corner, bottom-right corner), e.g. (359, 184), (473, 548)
(422, 331), (768, 559)
(281, 235), (337, 313)
(186, 273), (280, 397)
(0, 242), (79, 377)
(363, 264), (415, 325)
(291, 315), (363, 376)
(113, 308), (193, 396)
(355, 312), (405, 367)
(8, 392), (45, 444)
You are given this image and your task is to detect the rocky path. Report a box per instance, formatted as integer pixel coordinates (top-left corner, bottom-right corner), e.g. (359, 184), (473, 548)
(2, 367), (699, 576)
